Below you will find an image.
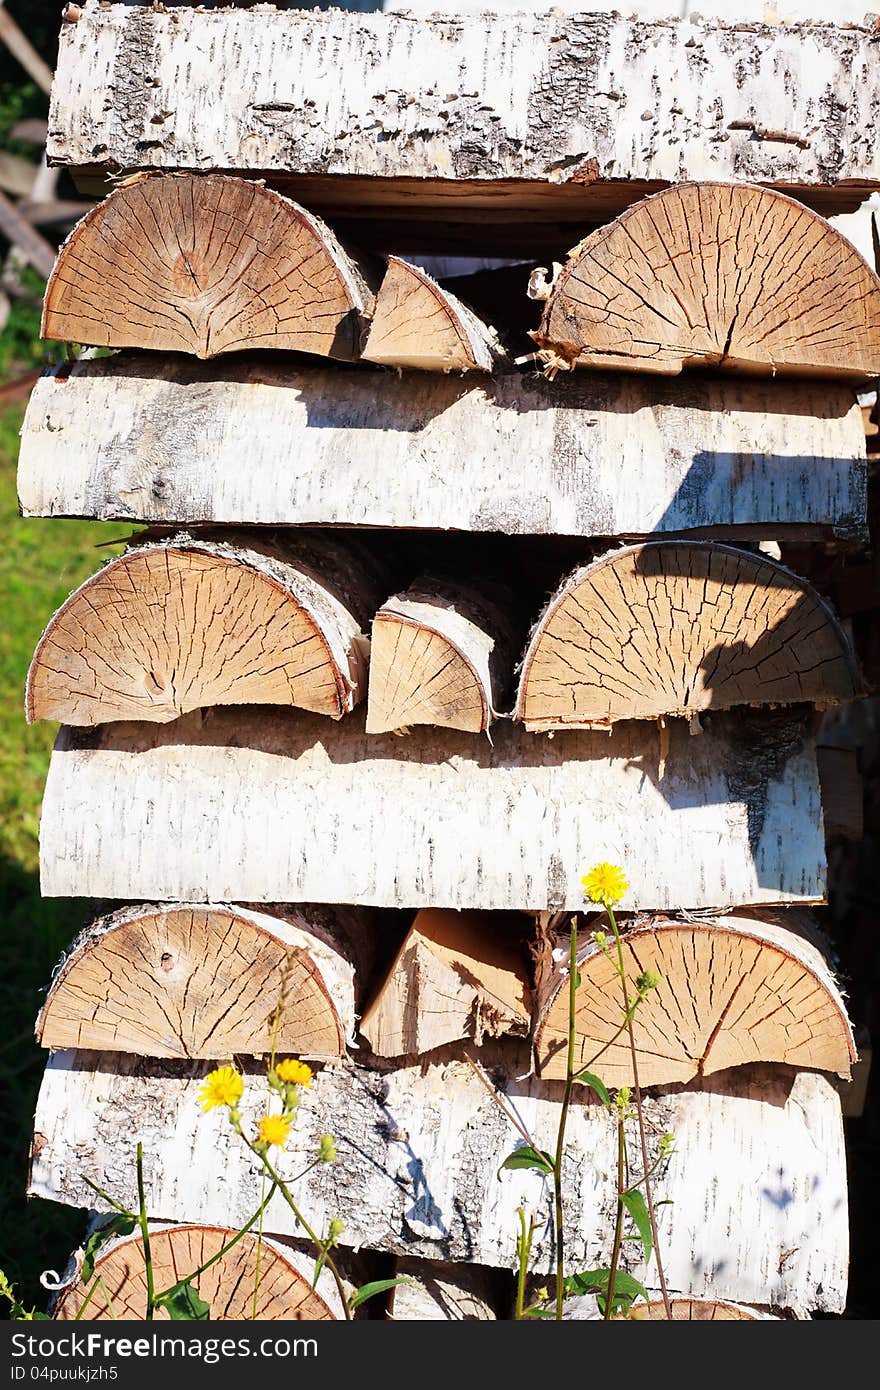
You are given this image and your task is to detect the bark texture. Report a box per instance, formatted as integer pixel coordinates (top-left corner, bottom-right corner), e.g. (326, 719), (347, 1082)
(29, 1051), (848, 1312)
(48, 9), (880, 211)
(26, 532), (379, 725)
(43, 174), (375, 361)
(534, 912), (854, 1088)
(366, 578), (517, 735)
(516, 542), (862, 730)
(389, 1258), (499, 1320)
(39, 708), (825, 911)
(18, 358), (866, 540)
(532, 183), (880, 380)
(360, 909), (531, 1058)
(53, 1225), (342, 1320)
(36, 902), (372, 1061)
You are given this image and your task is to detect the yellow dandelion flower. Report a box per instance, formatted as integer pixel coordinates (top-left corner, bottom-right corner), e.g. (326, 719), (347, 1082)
(257, 1113), (292, 1149)
(198, 1066), (243, 1112)
(582, 862), (628, 907)
(274, 1059), (313, 1087)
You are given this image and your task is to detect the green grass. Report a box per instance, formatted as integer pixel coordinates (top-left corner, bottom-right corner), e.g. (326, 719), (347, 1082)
(0, 402), (128, 1308)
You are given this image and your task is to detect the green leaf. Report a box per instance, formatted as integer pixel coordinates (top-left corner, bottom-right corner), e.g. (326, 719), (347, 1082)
(498, 1144), (554, 1178)
(564, 1268), (649, 1316)
(622, 1188), (653, 1265)
(81, 1215), (136, 1283)
(155, 1282), (210, 1320)
(348, 1277), (414, 1311)
(523, 1305), (556, 1318)
(571, 1070), (611, 1106)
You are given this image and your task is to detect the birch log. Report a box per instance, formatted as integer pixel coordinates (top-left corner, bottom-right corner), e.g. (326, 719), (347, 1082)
(42, 175), (375, 361)
(47, 9), (880, 218)
(29, 1051), (848, 1311)
(17, 358), (866, 539)
(534, 913), (855, 1088)
(366, 579), (517, 735)
(531, 184), (880, 381)
(362, 258), (500, 372)
(515, 543), (862, 730)
(53, 1225), (343, 1321)
(26, 532), (379, 725)
(539, 1291), (776, 1320)
(389, 1259), (500, 1321)
(360, 909), (531, 1057)
(35, 902), (372, 1061)
(38, 707), (825, 911)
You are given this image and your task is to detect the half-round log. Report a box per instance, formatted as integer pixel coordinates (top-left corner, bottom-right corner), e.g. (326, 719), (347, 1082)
(531, 182), (880, 381)
(534, 913), (855, 1088)
(362, 256), (500, 371)
(366, 577), (517, 734)
(551, 1291), (774, 1319)
(36, 902), (372, 1060)
(26, 532), (380, 725)
(53, 1225), (342, 1320)
(515, 542), (861, 730)
(42, 173), (375, 360)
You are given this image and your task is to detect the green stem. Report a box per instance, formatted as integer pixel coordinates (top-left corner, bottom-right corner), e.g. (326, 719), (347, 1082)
(553, 919), (578, 1320)
(607, 905), (673, 1319)
(79, 1177), (134, 1218)
(74, 1274), (118, 1321)
(135, 1143), (155, 1321)
(251, 1173), (267, 1321)
(514, 1209), (537, 1320)
(240, 1138), (352, 1321)
(604, 1114), (626, 1320)
(153, 1181), (279, 1303)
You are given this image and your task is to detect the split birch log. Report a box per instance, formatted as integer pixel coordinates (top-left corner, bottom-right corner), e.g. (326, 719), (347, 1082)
(531, 184), (880, 381)
(366, 578), (517, 735)
(362, 257), (500, 372)
(38, 707), (825, 911)
(26, 532), (380, 725)
(18, 357), (866, 541)
(42, 174), (375, 361)
(360, 909), (530, 1057)
(389, 1258), (500, 1320)
(48, 8), (880, 219)
(35, 902), (372, 1061)
(542, 1292), (776, 1320)
(515, 543), (862, 731)
(29, 1051), (848, 1312)
(53, 1225), (343, 1321)
(533, 913), (855, 1089)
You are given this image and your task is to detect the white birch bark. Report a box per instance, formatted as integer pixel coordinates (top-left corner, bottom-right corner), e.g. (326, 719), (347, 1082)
(47, 8), (880, 208)
(29, 1051), (847, 1312)
(39, 708), (825, 911)
(18, 359), (866, 539)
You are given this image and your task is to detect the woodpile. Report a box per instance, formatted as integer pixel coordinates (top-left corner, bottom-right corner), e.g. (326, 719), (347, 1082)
(20, 4), (880, 1320)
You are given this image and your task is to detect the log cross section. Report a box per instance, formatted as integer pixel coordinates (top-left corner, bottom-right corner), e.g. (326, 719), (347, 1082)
(516, 542), (861, 730)
(534, 913), (855, 1088)
(26, 532), (380, 726)
(532, 183), (880, 381)
(42, 174), (376, 361)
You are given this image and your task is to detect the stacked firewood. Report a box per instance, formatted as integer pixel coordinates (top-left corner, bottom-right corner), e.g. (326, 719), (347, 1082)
(19, 5), (880, 1319)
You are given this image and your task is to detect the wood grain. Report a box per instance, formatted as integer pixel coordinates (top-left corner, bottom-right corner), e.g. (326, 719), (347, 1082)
(533, 183), (880, 380)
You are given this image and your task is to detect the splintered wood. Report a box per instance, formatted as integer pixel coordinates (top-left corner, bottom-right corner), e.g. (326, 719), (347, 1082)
(516, 543), (861, 730)
(366, 578), (516, 735)
(363, 257), (500, 372)
(532, 184), (880, 380)
(36, 903), (370, 1060)
(30, 1054), (849, 1311)
(534, 914), (854, 1088)
(360, 909), (531, 1057)
(26, 533), (378, 725)
(38, 708), (825, 910)
(18, 358), (866, 539)
(42, 174), (375, 361)
(53, 1226), (342, 1320)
